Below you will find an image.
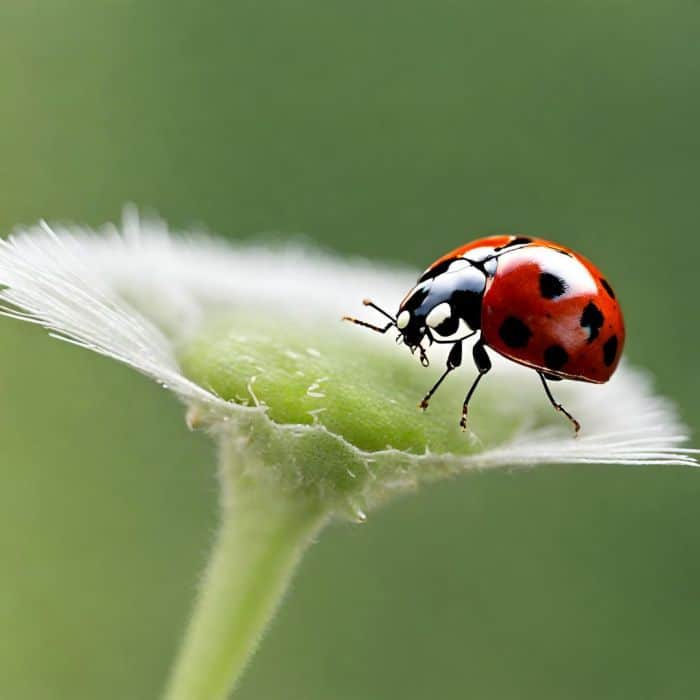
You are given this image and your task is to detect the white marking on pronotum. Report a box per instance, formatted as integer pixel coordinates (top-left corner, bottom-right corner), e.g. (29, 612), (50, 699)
(397, 310), (410, 329)
(446, 258), (471, 273)
(460, 246), (497, 262)
(426, 302), (452, 329)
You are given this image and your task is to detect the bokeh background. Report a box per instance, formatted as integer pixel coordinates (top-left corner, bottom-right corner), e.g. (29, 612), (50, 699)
(1, 2), (699, 698)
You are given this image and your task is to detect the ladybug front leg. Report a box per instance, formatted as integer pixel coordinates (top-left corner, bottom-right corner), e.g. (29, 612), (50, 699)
(419, 341), (462, 411)
(459, 339), (492, 430)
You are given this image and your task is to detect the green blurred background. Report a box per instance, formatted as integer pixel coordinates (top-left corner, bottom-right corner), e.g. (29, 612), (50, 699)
(0, 1), (699, 698)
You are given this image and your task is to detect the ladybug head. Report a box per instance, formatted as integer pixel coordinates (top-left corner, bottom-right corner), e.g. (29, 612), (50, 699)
(395, 285), (432, 348)
(396, 261), (487, 349)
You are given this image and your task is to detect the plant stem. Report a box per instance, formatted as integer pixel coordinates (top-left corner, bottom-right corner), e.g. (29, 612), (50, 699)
(162, 443), (327, 700)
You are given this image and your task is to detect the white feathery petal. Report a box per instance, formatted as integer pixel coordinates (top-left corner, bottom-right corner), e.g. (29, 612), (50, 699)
(0, 208), (695, 471)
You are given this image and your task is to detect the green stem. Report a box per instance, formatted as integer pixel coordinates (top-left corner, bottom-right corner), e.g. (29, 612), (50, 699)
(162, 442), (327, 700)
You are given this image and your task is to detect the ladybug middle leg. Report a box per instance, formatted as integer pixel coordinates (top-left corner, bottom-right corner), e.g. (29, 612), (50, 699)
(460, 339), (492, 430)
(537, 372), (581, 434)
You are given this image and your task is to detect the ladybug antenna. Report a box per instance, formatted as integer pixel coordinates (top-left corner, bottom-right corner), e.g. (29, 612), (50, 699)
(362, 299), (396, 323)
(342, 298), (396, 335)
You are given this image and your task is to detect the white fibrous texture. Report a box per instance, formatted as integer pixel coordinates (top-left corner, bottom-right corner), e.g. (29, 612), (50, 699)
(0, 208), (695, 470)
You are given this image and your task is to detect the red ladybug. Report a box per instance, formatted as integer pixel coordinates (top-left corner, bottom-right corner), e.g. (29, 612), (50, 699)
(344, 235), (625, 434)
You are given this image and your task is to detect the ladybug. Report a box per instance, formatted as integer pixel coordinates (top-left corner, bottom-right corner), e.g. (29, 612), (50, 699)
(343, 235), (625, 434)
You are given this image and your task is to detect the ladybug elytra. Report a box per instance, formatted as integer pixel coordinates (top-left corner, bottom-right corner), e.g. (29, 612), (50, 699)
(344, 235), (625, 434)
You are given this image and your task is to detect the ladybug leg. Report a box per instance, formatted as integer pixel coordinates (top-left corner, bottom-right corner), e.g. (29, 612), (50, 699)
(460, 339), (491, 430)
(419, 341), (462, 411)
(537, 372), (581, 435)
(415, 343), (431, 368)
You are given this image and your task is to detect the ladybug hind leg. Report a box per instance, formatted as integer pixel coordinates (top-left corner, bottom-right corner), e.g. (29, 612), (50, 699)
(460, 339), (492, 430)
(537, 371), (581, 435)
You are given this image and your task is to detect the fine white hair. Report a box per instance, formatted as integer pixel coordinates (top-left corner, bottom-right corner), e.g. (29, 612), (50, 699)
(0, 207), (694, 470)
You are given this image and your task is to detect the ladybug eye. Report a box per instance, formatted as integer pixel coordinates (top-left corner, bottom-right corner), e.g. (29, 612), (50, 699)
(396, 310), (410, 330)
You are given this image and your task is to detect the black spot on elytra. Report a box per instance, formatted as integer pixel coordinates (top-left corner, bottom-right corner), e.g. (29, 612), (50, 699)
(580, 301), (604, 342)
(499, 316), (532, 348)
(539, 272), (567, 299)
(495, 236), (532, 251)
(602, 335), (618, 367)
(600, 278), (616, 300)
(543, 344), (569, 370)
